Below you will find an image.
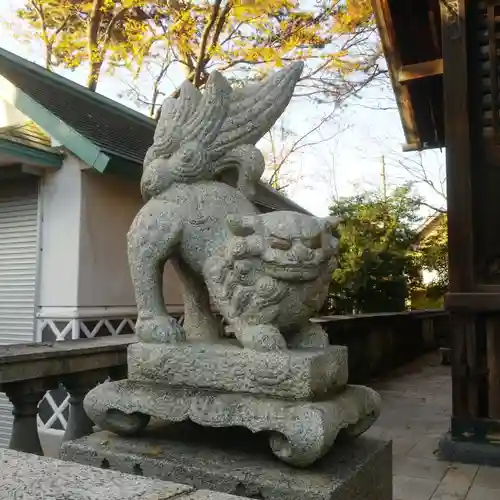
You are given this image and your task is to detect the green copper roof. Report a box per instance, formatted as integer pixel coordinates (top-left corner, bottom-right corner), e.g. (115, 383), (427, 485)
(0, 48), (309, 214)
(0, 136), (63, 168)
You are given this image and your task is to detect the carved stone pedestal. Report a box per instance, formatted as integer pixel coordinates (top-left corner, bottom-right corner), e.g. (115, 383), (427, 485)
(83, 342), (381, 467)
(85, 379), (379, 467)
(60, 424), (392, 500)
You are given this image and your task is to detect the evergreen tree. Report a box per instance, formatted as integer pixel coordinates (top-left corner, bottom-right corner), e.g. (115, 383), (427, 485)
(328, 185), (423, 314)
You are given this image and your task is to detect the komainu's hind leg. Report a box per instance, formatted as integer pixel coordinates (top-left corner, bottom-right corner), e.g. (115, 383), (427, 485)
(174, 258), (222, 342)
(127, 199), (185, 343)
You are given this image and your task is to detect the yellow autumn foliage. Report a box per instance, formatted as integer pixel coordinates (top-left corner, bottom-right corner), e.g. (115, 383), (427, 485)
(12, 0), (378, 95)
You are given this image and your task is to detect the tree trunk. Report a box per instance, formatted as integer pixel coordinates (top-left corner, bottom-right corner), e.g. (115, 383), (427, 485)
(86, 0), (104, 92)
(86, 60), (104, 91)
(44, 45), (53, 71)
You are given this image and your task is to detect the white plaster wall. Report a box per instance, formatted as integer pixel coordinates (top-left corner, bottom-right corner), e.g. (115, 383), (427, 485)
(37, 155), (83, 307)
(0, 98), (29, 128)
(37, 158), (184, 312)
(0, 96), (58, 146)
(77, 170), (184, 310)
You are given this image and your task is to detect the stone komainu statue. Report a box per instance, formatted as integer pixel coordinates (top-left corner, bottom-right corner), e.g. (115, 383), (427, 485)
(128, 62), (340, 351)
(84, 64), (381, 468)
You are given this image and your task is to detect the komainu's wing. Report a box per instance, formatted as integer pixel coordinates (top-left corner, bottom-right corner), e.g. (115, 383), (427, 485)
(154, 80), (201, 143)
(144, 72), (232, 167)
(145, 62), (303, 175)
(178, 71), (232, 147)
(144, 80), (202, 167)
(207, 61), (304, 160)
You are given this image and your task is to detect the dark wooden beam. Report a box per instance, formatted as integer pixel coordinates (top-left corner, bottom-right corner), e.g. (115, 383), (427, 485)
(441, 0), (474, 292)
(398, 58), (444, 83)
(447, 293), (500, 311)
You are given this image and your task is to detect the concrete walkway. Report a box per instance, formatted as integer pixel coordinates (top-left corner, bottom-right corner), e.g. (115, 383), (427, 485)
(365, 352), (500, 500)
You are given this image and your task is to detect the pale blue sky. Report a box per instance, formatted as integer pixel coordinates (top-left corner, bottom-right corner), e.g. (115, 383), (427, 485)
(1, 2), (446, 217)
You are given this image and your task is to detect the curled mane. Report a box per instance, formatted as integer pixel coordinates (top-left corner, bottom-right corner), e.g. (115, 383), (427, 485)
(204, 246), (287, 324)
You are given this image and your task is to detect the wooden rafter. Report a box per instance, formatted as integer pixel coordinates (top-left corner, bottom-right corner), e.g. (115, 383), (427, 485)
(371, 0), (421, 147)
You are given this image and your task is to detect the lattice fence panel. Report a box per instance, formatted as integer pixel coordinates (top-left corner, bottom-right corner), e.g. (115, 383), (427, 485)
(35, 316), (136, 431)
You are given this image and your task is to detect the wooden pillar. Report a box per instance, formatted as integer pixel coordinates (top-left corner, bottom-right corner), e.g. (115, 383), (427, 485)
(441, 0), (478, 426)
(444, 0), (500, 443)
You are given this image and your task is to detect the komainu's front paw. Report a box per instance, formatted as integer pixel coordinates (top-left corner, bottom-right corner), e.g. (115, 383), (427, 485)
(135, 315), (186, 344)
(289, 323), (329, 349)
(237, 324), (287, 352)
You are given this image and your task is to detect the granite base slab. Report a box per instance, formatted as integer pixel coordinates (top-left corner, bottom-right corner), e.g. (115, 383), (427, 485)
(0, 448), (247, 500)
(60, 424), (392, 500)
(128, 342), (348, 399)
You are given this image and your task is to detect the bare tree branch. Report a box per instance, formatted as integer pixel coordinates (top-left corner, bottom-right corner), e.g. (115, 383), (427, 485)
(385, 149), (447, 214)
(265, 110), (348, 191)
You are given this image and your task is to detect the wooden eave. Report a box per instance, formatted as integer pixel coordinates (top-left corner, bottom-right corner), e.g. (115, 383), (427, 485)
(372, 0), (446, 151)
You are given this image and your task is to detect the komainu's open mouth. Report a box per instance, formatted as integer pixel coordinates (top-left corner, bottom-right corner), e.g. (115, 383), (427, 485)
(263, 262), (320, 281)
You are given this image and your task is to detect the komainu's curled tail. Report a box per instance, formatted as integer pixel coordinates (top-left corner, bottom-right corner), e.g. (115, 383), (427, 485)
(141, 62), (304, 202)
